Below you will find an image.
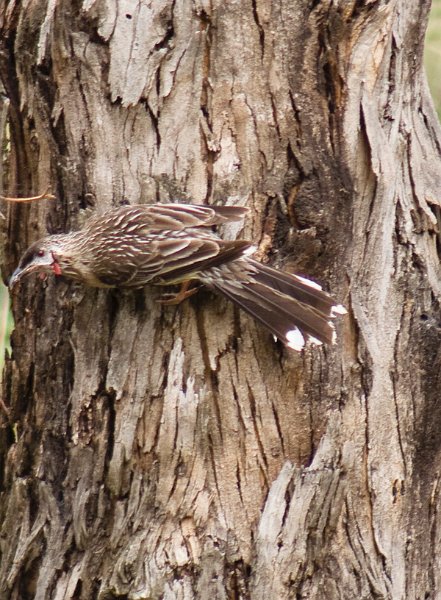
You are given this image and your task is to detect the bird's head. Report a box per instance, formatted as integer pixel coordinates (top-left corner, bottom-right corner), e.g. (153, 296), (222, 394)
(9, 236), (67, 289)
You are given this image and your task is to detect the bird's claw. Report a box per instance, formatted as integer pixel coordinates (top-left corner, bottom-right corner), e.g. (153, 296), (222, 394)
(157, 283), (200, 305)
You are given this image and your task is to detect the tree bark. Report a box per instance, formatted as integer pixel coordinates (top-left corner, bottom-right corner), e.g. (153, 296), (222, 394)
(1, 1), (440, 598)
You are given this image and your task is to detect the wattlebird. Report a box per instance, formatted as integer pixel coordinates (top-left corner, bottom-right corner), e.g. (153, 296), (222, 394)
(9, 203), (346, 350)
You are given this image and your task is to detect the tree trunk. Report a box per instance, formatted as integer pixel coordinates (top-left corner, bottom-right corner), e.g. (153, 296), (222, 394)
(1, 1), (440, 598)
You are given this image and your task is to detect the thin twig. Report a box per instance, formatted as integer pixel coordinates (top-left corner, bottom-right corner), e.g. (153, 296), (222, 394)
(0, 188), (56, 203)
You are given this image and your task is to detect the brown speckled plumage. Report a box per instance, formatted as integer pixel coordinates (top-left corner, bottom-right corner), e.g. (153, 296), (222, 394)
(10, 203), (346, 350)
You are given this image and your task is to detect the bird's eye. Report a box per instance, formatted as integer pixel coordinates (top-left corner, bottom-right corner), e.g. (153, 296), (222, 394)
(37, 249), (45, 257)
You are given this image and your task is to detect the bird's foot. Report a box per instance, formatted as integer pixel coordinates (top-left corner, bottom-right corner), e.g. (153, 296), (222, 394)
(157, 281), (200, 305)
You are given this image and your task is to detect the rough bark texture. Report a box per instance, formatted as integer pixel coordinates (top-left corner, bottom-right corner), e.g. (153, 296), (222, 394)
(0, 1), (440, 599)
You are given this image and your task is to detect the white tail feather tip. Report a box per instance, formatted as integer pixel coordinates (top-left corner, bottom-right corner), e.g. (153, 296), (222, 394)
(286, 328), (305, 351)
(243, 245), (257, 256)
(331, 304), (347, 316)
(294, 275), (323, 291)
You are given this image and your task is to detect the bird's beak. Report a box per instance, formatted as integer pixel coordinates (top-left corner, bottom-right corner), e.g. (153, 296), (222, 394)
(9, 267), (24, 289)
(9, 264), (40, 289)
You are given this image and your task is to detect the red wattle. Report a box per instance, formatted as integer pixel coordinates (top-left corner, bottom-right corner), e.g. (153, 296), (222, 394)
(52, 262), (62, 276)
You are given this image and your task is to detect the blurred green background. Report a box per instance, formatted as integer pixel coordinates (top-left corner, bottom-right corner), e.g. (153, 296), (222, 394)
(0, 284), (11, 367)
(0, 7), (441, 377)
(426, 0), (441, 117)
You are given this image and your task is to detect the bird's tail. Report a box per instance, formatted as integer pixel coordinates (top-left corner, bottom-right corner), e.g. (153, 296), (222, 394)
(204, 258), (346, 350)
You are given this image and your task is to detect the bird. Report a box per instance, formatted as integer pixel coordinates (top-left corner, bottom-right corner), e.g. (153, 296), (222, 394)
(9, 203), (346, 351)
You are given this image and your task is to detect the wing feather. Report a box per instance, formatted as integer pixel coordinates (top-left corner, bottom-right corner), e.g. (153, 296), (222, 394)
(85, 203), (248, 235)
(80, 203), (250, 288)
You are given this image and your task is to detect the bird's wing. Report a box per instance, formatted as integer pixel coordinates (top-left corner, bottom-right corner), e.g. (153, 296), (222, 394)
(86, 203), (248, 236)
(148, 237), (251, 285)
(138, 203), (249, 229)
(84, 204), (251, 287)
(90, 235), (251, 288)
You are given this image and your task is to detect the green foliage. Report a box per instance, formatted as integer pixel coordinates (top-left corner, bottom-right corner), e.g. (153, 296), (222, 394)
(0, 282), (12, 371)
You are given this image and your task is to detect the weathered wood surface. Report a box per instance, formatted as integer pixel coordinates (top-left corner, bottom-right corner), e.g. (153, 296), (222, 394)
(1, 1), (440, 598)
